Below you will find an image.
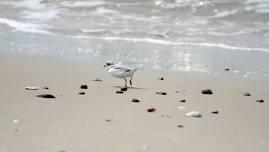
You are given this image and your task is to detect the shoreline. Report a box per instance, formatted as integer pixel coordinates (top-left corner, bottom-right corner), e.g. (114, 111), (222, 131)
(0, 55), (268, 152)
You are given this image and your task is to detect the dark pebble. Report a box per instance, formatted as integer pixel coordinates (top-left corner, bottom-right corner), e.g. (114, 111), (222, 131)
(36, 94), (56, 98)
(244, 92), (251, 96)
(105, 119), (111, 122)
(212, 110), (219, 114)
(147, 108), (156, 112)
(116, 91), (124, 94)
(179, 99), (186, 103)
(121, 87), (128, 91)
(201, 89), (213, 95)
(80, 84), (88, 89)
(224, 68), (230, 71)
(159, 77), (164, 80)
(156, 91), (167, 95)
(79, 91), (85, 95)
(256, 99), (264, 103)
(43, 87), (49, 90)
(177, 125), (184, 128)
(131, 98), (140, 102)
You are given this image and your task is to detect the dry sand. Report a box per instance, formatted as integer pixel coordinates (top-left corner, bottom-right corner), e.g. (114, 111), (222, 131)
(0, 55), (268, 152)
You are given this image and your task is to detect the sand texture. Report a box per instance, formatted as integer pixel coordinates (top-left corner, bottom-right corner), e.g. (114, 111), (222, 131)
(0, 56), (268, 152)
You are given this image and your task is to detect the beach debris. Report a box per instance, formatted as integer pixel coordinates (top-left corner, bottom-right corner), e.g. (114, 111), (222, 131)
(43, 87), (49, 90)
(131, 98), (140, 102)
(185, 111), (202, 118)
(179, 99), (186, 103)
(121, 87), (128, 91)
(80, 84), (88, 89)
(105, 119), (111, 122)
(13, 120), (19, 124)
(93, 78), (102, 82)
(201, 89), (213, 95)
(212, 110), (219, 114)
(176, 89), (186, 93)
(224, 68), (230, 71)
(256, 99), (264, 103)
(147, 108), (156, 112)
(159, 77), (164, 80)
(36, 94), (56, 98)
(177, 106), (186, 110)
(79, 91), (85, 95)
(161, 115), (171, 118)
(25, 86), (39, 90)
(177, 125), (184, 128)
(156, 91), (167, 95)
(243, 92), (251, 96)
(116, 91), (124, 94)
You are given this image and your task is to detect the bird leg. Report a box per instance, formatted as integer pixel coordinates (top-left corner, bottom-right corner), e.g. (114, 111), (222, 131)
(124, 78), (127, 87)
(129, 76), (133, 86)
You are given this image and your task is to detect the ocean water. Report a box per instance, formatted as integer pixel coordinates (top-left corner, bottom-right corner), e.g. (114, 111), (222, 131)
(0, 0), (269, 79)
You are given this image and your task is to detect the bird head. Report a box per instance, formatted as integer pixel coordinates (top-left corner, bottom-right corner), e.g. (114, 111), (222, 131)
(103, 62), (115, 68)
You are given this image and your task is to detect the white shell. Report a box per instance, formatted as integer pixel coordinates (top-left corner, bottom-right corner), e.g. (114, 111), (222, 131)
(13, 120), (19, 123)
(177, 106), (186, 110)
(185, 111), (202, 118)
(25, 86), (39, 90)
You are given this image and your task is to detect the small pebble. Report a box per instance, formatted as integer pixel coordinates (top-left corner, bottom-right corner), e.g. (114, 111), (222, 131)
(131, 99), (140, 102)
(147, 108), (156, 112)
(13, 120), (19, 123)
(244, 92), (251, 96)
(121, 87), (128, 91)
(256, 99), (264, 103)
(177, 125), (184, 128)
(156, 91), (167, 95)
(179, 99), (186, 102)
(185, 111), (202, 118)
(80, 84), (88, 89)
(79, 91), (85, 95)
(43, 87), (49, 90)
(159, 77), (164, 80)
(201, 89), (213, 95)
(105, 119), (111, 122)
(36, 94), (56, 98)
(116, 91), (124, 94)
(224, 68), (230, 71)
(25, 86), (39, 90)
(177, 106), (186, 110)
(212, 110), (219, 114)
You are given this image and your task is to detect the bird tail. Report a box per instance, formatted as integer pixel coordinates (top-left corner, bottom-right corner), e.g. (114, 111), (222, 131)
(134, 67), (144, 71)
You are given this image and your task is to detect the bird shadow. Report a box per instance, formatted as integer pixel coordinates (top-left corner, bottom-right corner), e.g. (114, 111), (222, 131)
(112, 86), (147, 90)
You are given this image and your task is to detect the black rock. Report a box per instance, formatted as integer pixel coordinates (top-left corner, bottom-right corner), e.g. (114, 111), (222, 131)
(244, 92), (251, 96)
(177, 125), (184, 128)
(212, 110), (219, 114)
(121, 87), (128, 91)
(159, 77), (164, 80)
(179, 99), (186, 103)
(80, 84), (88, 89)
(224, 68), (230, 71)
(105, 119), (111, 122)
(156, 91), (167, 95)
(116, 91), (124, 94)
(36, 94), (56, 98)
(201, 89), (213, 95)
(147, 108), (156, 112)
(131, 99), (140, 102)
(43, 87), (49, 90)
(79, 91), (85, 95)
(256, 99), (264, 103)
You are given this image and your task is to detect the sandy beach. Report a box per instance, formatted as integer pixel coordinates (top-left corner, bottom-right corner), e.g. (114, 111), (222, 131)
(0, 55), (268, 152)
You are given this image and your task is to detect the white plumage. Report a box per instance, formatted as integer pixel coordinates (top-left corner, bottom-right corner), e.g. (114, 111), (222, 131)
(104, 62), (140, 87)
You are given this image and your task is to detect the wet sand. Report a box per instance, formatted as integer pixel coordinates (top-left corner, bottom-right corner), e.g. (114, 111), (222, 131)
(0, 55), (268, 152)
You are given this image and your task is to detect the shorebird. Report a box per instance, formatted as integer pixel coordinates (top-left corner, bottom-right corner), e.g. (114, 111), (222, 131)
(104, 62), (141, 87)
